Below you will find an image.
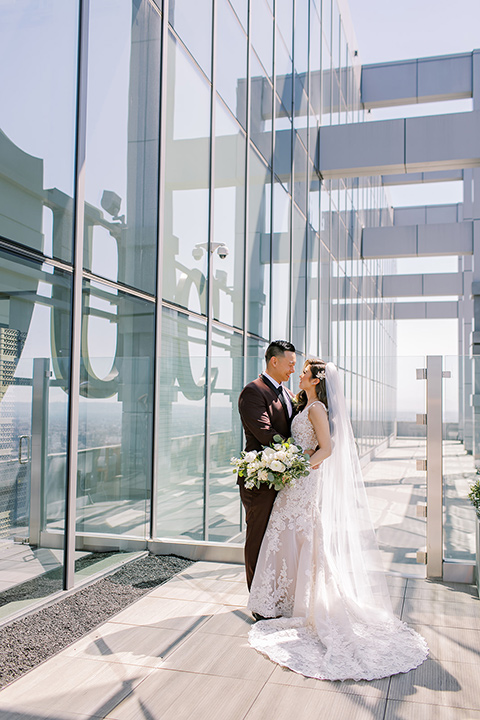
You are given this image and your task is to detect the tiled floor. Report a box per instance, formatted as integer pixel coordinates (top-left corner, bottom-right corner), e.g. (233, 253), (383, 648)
(0, 561), (479, 720)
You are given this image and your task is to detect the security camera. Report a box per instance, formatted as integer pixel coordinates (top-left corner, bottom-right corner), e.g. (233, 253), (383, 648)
(217, 244), (229, 259)
(192, 246), (203, 261)
(101, 190), (122, 217)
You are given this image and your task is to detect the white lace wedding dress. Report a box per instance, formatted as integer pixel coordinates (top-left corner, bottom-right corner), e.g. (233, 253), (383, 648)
(248, 397), (428, 681)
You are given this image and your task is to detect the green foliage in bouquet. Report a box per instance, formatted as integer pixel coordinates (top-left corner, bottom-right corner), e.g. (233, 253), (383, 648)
(231, 435), (311, 492)
(468, 476), (480, 518)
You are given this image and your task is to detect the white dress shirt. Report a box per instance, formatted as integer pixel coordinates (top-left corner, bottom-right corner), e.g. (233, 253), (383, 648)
(263, 371), (293, 417)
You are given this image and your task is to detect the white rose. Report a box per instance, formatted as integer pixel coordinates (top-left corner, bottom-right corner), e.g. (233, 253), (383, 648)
(270, 460), (286, 473)
(274, 450), (288, 462)
(258, 469), (269, 483)
(288, 444), (299, 454)
(243, 451), (257, 463)
(262, 447), (275, 459)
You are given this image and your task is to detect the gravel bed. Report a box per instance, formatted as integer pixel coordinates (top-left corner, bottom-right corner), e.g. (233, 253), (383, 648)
(0, 553), (193, 689)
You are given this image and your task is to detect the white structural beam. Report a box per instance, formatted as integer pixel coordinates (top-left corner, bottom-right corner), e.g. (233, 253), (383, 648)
(382, 169), (464, 186)
(362, 221), (473, 259)
(393, 302), (459, 320)
(361, 53), (473, 109)
(319, 111), (480, 179)
(394, 204), (463, 226)
(331, 301), (458, 321)
(382, 272), (464, 297)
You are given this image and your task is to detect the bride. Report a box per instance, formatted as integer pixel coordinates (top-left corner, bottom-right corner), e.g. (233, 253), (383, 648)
(247, 359), (428, 681)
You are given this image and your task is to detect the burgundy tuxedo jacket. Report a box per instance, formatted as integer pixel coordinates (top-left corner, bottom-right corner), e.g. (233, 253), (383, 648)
(238, 375), (293, 456)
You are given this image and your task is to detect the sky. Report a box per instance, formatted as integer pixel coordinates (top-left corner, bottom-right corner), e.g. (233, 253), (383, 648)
(347, 0), (478, 372)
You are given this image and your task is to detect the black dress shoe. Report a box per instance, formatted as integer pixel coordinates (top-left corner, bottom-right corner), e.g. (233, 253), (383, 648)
(252, 612), (273, 622)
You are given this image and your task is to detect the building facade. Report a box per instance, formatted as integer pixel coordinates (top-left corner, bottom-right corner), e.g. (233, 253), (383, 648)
(0, 0), (397, 603)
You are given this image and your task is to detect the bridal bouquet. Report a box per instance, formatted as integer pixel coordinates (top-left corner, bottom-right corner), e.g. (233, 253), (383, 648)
(231, 435), (311, 491)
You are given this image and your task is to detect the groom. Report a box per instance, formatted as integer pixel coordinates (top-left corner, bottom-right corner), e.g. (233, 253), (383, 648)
(238, 340), (296, 591)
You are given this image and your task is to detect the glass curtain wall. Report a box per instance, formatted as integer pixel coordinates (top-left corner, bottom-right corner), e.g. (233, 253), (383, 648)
(0, 0), (399, 612)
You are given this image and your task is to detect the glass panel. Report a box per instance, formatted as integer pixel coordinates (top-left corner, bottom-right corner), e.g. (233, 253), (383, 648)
(322, 32), (332, 126)
(83, 0), (161, 295)
(275, 34), (293, 117)
(309, 2), (322, 125)
(246, 336), (268, 387)
(319, 241), (330, 357)
(271, 181), (290, 340)
(0, 1), (79, 263)
(229, 0), (248, 31)
(76, 280), (154, 541)
(209, 326), (243, 541)
(216, 0), (247, 128)
(322, 0), (332, 43)
(276, 0), (293, 56)
(0, 249), (70, 615)
(294, 0), (309, 133)
(169, 0), (212, 79)
(156, 306), (206, 540)
(250, 51), (273, 167)
(213, 100), (245, 328)
(293, 135), (308, 215)
(292, 207), (307, 352)
(274, 98), (292, 193)
(307, 227), (319, 356)
(443, 355), (475, 563)
(250, 0), (273, 78)
(162, 32), (211, 314)
(247, 146), (271, 339)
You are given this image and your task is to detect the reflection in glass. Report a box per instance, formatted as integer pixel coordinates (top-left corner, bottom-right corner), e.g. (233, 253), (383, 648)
(216, 0), (247, 128)
(213, 100), (246, 328)
(248, 147), (271, 339)
(274, 100), (293, 192)
(271, 181), (291, 340)
(169, 0), (212, 79)
(250, 0), (273, 77)
(307, 227), (319, 356)
(275, 34), (293, 117)
(250, 51), (273, 167)
(209, 327), (243, 541)
(76, 280), (154, 540)
(156, 307), (207, 540)
(292, 207), (307, 352)
(0, 248), (71, 606)
(83, 0), (161, 294)
(162, 32), (211, 314)
(0, 1), (79, 263)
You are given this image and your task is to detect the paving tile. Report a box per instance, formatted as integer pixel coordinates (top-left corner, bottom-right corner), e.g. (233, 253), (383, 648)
(405, 582), (479, 603)
(244, 683), (387, 720)
(0, 711), (103, 720)
(148, 576), (248, 605)
(0, 655), (151, 717)
(110, 596), (219, 630)
(162, 630), (275, 681)
(200, 606), (254, 637)
(62, 621), (192, 668)
(402, 598), (480, 629)
(385, 699), (480, 719)
(409, 624), (480, 664)
(178, 562), (246, 584)
(105, 669), (265, 720)
(268, 664), (390, 698)
(388, 657), (480, 709)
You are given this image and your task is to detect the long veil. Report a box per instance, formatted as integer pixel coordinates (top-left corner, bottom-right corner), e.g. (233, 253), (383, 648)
(316, 362), (394, 623)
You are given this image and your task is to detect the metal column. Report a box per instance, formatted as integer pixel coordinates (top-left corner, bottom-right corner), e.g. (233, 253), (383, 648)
(29, 358), (50, 546)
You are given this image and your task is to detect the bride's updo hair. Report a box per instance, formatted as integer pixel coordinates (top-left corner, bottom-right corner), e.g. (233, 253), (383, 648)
(295, 359), (328, 413)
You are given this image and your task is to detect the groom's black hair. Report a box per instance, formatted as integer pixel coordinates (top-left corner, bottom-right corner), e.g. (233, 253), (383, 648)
(265, 340), (296, 363)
